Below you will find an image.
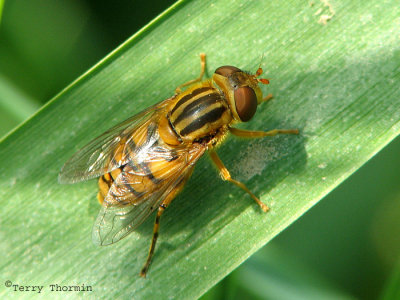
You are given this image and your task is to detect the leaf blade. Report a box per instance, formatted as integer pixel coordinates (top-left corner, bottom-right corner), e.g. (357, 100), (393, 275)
(1, 0), (400, 299)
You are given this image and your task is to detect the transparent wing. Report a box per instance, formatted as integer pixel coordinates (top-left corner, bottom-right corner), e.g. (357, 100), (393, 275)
(92, 144), (206, 246)
(59, 99), (171, 184)
(92, 174), (184, 246)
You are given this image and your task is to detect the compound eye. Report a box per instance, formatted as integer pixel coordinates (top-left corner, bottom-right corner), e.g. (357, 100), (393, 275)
(234, 86), (257, 122)
(215, 66), (241, 77)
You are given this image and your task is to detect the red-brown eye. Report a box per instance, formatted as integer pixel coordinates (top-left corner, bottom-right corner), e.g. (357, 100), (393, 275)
(234, 86), (257, 122)
(215, 66), (241, 77)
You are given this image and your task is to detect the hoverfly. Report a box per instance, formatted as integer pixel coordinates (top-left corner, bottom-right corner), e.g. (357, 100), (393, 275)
(59, 54), (298, 277)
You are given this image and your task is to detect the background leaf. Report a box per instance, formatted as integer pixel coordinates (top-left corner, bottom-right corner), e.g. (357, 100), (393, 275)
(1, 0), (399, 299)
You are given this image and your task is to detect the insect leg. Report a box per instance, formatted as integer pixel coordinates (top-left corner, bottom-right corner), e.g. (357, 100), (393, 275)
(139, 177), (189, 278)
(175, 53), (206, 94)
(139, 205), (166, 278)
(229, 127), (299, 138)
(208, 149), (269, 212)
(262, 93), (273, 103)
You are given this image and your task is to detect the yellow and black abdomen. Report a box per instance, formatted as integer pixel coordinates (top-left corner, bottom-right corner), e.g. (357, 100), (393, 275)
(97, 120), (180, 207)
(168, 85), (232, 142)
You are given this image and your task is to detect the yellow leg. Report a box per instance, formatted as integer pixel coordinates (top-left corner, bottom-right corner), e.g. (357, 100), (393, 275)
(175, 53), (206, 94)
(209, 149), (269, 212)
(139, 176), (189, 278)
(139, 205), (165, 278)
(229, 127), (299, 138)
(262, 93), (273, 103)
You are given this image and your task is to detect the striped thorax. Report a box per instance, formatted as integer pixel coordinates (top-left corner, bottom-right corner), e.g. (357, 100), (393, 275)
(161, 66), (266, 145)
(168, 83), (231, 143)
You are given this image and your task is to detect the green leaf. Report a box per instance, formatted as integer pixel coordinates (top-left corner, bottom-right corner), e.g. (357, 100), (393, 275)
(380, 259), (400, 300)
(224, 245), (354, 300)
(0, 0), (4, 24)
(1, 0), (399, 298)
(0, 74), (40, 137)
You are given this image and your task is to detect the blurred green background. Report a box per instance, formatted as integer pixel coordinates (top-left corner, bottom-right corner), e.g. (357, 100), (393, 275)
(1, 1), (399, 299)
